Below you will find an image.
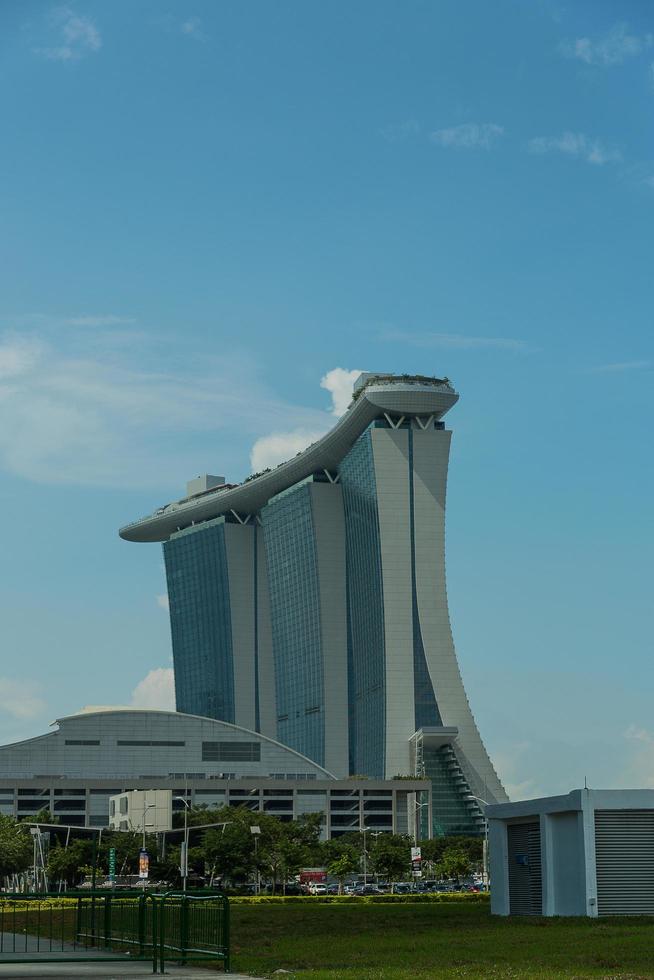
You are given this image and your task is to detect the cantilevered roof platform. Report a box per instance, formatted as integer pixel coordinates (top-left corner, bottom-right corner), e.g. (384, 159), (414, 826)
(119, 373), (458, 543)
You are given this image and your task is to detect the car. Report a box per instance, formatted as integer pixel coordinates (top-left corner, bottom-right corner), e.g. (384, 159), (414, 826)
(308, 883), (327, 895)
(354, 884), (381, 896)
(285, 883), (304, 896)
(391, 882), (414, 895)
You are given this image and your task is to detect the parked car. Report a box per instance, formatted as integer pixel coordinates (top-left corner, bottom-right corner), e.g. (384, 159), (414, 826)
(354, 884), (382, 896)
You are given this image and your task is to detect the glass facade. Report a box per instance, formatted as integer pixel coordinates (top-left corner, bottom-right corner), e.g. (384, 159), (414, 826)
(261, 484), (325, 767)
(339, 429), (386, 779)
(423, 744), (483, 837)
(164, 518), (235, 722)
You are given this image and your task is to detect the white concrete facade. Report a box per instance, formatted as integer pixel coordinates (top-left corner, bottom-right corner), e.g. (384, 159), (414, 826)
(109, 789), (172, 833)
(372, 428), (416, 778)
(411, 427), (506, 803)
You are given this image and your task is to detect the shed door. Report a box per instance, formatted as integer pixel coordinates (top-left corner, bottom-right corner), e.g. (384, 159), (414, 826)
(507, 821), (542, 915)
(595, 809), (654, 915)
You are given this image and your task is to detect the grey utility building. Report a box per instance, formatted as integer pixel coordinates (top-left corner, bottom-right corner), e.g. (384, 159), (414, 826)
(488, 789), (654, 917)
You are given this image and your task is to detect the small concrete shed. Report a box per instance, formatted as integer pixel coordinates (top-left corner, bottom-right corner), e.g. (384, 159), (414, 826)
(487, 789), (654, 917)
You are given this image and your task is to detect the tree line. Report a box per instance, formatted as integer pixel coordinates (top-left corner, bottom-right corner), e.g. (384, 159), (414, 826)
(0, 806), (482, 892)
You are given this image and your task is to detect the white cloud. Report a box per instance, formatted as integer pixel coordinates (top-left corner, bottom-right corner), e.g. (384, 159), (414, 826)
(0, 327), (327, 488)
(249, 367), (364, 471)
(250, 428), (328, 473)
(0, 336), (42, 379)
(320, 367), (363, 416)
(0, 678), (46, 720)
(430, 123), (504, 150)
(130, 668), (175, 711)
(527, 131), (621, 165)
(156, 594), (169, 610)
(379, 328), (528, 352)
(561, 23), (652, 67)
(38, 6), (102, 62)
(587, 360), (651, 374)
(181, 17), (206, 41)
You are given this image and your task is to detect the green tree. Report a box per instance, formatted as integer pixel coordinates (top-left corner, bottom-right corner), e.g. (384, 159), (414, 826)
(326, 846), (359, 893)
(47, 839), (94, 887)
(201, 806), (258, 884)
(437, 848), (472, 881)
(370, 834), (412, 884)
(419, 836), (482, 875)
(0, 814), (32, 879)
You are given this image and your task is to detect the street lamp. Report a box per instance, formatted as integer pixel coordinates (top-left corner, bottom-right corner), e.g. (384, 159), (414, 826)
(412, 798), (430, 845)
(141, 802), (157, 892)
(466, 795), (490, 889)
(250, 825), (261, 896)
(358, 826), (368, 885)
(142, 802), (157, 851)
(174, 797), (191, 892)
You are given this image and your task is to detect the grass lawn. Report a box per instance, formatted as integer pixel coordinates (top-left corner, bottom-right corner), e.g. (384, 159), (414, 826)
(226, 900), (654, 979)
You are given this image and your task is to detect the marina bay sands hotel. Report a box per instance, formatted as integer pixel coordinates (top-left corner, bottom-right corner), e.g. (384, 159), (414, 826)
(121, 372), (507, 834)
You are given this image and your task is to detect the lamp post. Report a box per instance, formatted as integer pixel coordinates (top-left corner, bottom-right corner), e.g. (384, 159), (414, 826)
(358, 826), (369, 886)
(466, 795), (490, 889)
(370, 831), (383, 884)
(174, 797), (191, 892)
(412, 798), (430, 845)
(250, 825), (261, 895)
(140, 801), (156, 891)
(142, 802), (157, 852)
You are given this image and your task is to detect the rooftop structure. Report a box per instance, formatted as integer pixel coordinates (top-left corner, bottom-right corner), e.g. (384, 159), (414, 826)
(120, 374), (457, 543)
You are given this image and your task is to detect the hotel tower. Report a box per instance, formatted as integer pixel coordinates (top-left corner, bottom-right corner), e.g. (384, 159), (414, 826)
(121, 373), (508, 834)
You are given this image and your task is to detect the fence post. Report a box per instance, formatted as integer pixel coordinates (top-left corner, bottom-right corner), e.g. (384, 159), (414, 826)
(180, 895), (189, 966)
(159, 897), (166, 975)
(103, 894), (112, 949)
(224, 894), (231, 973)
(138, 892), (146, 957)
(151, 897), (157, 975)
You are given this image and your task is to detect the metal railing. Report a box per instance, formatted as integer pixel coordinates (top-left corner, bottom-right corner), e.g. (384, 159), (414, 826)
(0, 889), (230, 973)
(154, 892), (230, 973)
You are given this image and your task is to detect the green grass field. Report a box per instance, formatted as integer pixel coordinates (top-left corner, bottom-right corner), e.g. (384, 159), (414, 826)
(227, 900), (654, 979)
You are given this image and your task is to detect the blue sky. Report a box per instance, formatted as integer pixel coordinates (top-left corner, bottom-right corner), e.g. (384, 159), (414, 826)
(0, 0), (652, 800)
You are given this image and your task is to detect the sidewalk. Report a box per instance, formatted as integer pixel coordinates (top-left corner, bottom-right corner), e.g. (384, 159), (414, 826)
(0, 964), (259, 978)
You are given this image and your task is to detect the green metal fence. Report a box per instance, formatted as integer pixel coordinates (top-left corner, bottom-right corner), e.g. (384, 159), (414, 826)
(155, 892), (230, 973)
(0, 890), (230, 972)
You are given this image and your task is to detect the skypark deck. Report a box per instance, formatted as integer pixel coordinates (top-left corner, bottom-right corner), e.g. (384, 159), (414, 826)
(119, 375), (458, 543)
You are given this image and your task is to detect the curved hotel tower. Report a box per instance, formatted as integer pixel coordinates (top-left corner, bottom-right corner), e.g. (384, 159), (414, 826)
(121, 373), (508, 834)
